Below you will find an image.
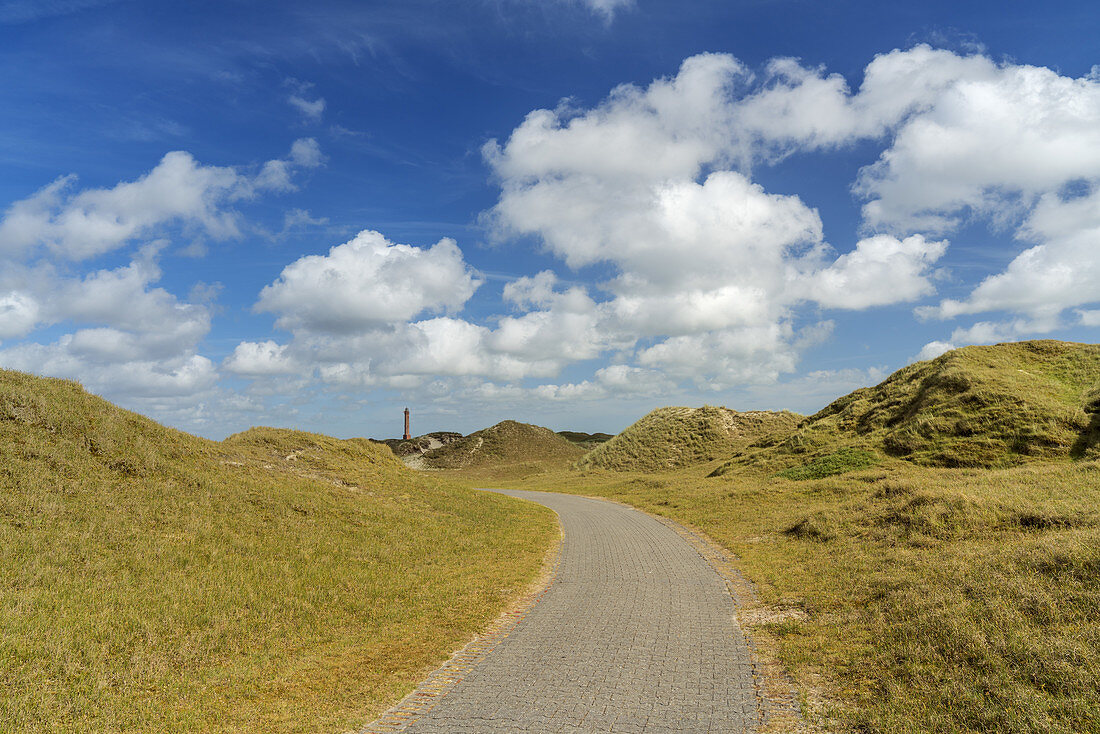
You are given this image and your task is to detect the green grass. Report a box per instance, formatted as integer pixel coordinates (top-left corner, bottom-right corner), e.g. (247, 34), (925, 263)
(777, 448), (878, 480)
(0, 370), (556, 733)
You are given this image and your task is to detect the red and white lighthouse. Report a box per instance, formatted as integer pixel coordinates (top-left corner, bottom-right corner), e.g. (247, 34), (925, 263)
(403, 407), (411, 440)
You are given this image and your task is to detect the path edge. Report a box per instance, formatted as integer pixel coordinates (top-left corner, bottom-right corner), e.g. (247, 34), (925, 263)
(651, 513), (811, 733)
(357, 502), (564, 734)
(587, 495), (813, 734)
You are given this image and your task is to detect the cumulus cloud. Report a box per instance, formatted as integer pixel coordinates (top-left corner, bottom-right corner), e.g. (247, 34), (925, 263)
(0, 139), (323, 259)
(494, 271), (611, 363)
(1079, 310), (1100, 327)
(856, 62), (1100, 233)
(255, 229), (482, 333)
(483, 47), (1100, 384)
(916, 340), (956, 361)
(735, 46), (994, 160)
(299, 317), (562, 387)
(531, 365), (676, 401)
(668, 45), (1100, 340)
(223, 340), (298, 377)
(0, 340), (217, 398)
(0, 238), (216, 403)
(483, 54), (950, 385)
(0, 155), (239, 260)
(806, 234), (948, 310)
(929, 189), (1100, 322)
(0, 291), (39, 340)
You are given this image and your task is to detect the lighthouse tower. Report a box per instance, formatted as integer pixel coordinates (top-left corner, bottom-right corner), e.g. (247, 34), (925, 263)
(403, 407), (411, 440)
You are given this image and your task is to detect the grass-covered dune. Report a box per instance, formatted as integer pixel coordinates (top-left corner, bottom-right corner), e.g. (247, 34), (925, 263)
(499, 460), (1100, 734)
(556, 430), (615, 450)
(0, 370), (556, 733)
(468, 340), (1100, 733)
(419, 419), (585, 474)
(579, 405), (800, 472)
(378, 431), (463, 458)
(716, 340), (1100, 475)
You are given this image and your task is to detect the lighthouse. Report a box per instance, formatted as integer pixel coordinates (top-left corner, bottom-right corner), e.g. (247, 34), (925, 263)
(403, 407), (411, 440)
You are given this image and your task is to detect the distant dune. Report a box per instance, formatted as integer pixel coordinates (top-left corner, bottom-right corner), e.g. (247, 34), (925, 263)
(417, 420), (585, 470)
(579, 405), (801, 472)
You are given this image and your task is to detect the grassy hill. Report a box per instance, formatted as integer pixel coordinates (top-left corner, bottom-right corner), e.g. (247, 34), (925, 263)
(419, 420), (585, 473)
(378, 431), (463, 458)
(0, 370), (555, 733)
(578, 405), (801, 472)
(556, 430), (615, 450)
(476, 339), (1100, 733)
(713, 340), (1100, 476)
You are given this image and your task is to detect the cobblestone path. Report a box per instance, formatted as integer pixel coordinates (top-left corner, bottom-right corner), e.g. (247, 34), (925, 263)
(399, 489), (758, 733)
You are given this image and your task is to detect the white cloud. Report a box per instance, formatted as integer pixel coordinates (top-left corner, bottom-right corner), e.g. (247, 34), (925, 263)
(0, 340), (217, 398)
(0, 154), (239, 259)
(1079, 309), (1100, 327)
(0, 242), (216, 404)
(916, 340), (956, 361)
(483, 54), (747, 199)
(252, 138), (324, 194)
(492, 302), (607, 364)
(289, 138), (324, 168)
(288, 94), (326, 122)
(727, 366), (889, 416)
(482, 47), (1100, 361)
(931, 189), (1100, 321)
(806, 234), (948, 310)
(857, 61), (1100, 233)
(531, 365), (675, 401)
(636, 322), (802, 388)
(0, 291), (39, 339)
(715, 45), (1100, 235)
(223, 340), (299, 376)
(284, 79), (326, 122)
(483, 55), (951, 386)
(0, 140), (323, 259)
(297, 317), (562, 387)
(735, 46), (994, 160)
(948, 315), (1063, 345)
(255, 229), (482, 333)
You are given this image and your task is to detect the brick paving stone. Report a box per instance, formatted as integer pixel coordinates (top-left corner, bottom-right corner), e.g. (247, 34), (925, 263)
(399, 490), (758, 733)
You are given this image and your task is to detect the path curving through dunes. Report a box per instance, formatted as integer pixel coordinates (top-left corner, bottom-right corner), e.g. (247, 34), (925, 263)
(369, 489), (759, 733)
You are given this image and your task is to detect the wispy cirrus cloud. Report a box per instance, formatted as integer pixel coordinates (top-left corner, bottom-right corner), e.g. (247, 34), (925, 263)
(0, 0), (124, 24)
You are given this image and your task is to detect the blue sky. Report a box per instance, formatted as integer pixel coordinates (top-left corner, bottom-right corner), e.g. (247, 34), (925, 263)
(2, 0), (1099, 439)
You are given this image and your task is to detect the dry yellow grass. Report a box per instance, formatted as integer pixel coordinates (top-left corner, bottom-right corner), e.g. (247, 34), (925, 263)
(464, 459), (1100, 733)
(0, 370), (556, 733)
(443, 341), (1100, 732)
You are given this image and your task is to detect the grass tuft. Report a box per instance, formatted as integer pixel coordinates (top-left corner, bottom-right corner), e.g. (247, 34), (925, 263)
(778, 448), (879, 480)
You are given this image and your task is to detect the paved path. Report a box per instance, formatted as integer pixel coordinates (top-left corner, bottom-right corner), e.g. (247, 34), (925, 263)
(401, 489), (758, 733)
